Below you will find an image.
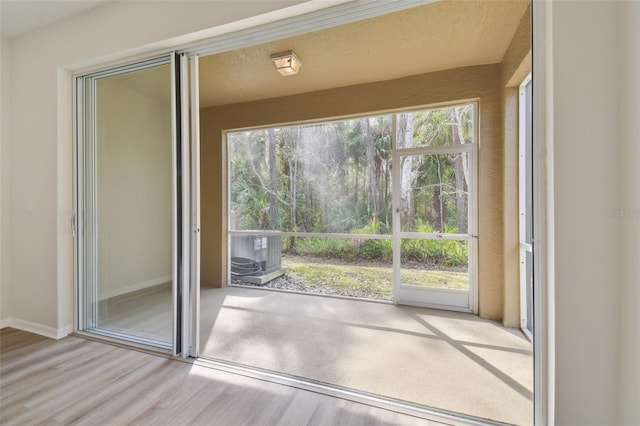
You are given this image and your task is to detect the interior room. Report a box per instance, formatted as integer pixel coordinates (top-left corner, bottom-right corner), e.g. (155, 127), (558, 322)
(1, 0), (638, 425)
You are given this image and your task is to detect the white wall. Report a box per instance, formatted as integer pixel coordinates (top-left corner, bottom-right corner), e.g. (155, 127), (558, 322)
(5, 0), (305, 336)
(0, 36), (10, 323)
(551, 1), (638, 424)
(618, 2), (640, 424)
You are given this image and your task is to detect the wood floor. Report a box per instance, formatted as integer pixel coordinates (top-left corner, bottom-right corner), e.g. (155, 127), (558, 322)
(0, 328), (444, 426)
(98, 282), (172, 343)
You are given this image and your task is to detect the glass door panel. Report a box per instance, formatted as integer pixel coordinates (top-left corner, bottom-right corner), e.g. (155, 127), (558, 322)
(80, 58), (175, 349)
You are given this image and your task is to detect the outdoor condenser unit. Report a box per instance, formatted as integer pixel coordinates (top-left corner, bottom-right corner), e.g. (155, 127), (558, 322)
(230, 235), (282, 278)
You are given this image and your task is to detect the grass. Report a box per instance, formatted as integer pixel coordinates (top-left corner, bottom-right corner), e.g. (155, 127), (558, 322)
(401, 269), (468, 289)
(282, 255), (468, 301)
(283, 228), (469, 268)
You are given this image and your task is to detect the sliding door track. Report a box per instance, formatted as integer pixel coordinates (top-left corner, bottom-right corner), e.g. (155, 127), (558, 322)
(193, 356), (511, 426)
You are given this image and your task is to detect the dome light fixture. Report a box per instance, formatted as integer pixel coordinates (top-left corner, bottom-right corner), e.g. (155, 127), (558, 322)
(270, 51), (303, 76)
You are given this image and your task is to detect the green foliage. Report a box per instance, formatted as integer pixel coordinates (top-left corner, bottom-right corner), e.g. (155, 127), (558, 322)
(230, 105), (473, 267)
(400, 221), (468, 266)
(282, 219), (467, 267)
(283, 236), (356, 260)
(400, 238), (467, 267)
(357, 239), (393, 261)
(331, 203), (369, 232)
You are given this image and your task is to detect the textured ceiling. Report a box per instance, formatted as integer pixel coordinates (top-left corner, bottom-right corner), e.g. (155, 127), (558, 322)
(199, 0), (530, 108)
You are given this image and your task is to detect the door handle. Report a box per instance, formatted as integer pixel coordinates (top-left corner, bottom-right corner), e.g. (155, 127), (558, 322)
(71, 212), (77, 237)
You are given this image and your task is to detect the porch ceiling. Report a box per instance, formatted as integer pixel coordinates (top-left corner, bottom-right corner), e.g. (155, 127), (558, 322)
(199, 0), (529, 108)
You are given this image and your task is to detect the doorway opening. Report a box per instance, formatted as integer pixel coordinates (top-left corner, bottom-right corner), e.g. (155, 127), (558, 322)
(73, 0), (536, 424)
(75, 57), (176, 351)
(196, 1), (533, 424)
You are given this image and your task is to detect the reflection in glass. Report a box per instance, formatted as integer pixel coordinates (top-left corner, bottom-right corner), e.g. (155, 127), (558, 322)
(91, 63), (173, 346)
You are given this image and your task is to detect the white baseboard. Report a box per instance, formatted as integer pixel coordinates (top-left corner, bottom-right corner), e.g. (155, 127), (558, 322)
(98, 275), (171, 301)
(0, 318), (72, 339)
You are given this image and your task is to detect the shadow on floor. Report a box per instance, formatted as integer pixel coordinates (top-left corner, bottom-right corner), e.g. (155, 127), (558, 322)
(199, 286), (533, 425)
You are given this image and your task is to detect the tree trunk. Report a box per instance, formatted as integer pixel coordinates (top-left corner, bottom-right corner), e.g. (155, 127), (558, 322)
(432, 184), (443, 232)
(397, 113), (415, 230)
(266, 129), (279, 229)
(452, 107), (468, 233)
(428, 158), (447, 233)
(354, 156), (359, 206)
(285, 130), (298, 232)
(384, 161), (390, 226)
(360, 117), (379, 220)
(288, 131), (298, 250)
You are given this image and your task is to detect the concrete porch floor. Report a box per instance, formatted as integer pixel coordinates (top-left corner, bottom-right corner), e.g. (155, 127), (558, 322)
(200, 287), (533, 425)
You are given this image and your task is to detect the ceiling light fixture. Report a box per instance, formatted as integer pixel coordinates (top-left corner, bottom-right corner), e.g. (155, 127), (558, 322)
(270, 51), (303, 76)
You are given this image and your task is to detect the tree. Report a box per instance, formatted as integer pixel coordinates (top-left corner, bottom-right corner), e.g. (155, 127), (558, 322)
(281, 128), (299, 232)
(452, 106), (469, 233)
(422, 154), (448, 232)
(360, 117), (380, 220)
(266, 128), (280, 229)
(397, 113), (415, 230)
(227, 106), (471, 237)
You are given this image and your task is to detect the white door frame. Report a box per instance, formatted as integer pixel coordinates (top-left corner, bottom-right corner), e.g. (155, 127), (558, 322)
(391, 103), (478, 313)
(74, 54), (182, 354)
(519, 72), (534, 341)
(532, 1), (552, 423)
(178, 52), (202, 358)
(181, 52), (201, 358)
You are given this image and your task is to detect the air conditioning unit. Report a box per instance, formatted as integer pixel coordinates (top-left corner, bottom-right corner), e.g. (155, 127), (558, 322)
(230, 235), (283, 284)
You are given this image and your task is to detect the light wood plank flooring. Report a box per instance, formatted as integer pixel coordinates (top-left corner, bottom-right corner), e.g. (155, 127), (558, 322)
(98, 282), (172, 343)
(0, 328), (445, 426)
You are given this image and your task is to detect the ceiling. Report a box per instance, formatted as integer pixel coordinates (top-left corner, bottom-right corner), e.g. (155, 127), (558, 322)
(2, 0), (528, 107)
(199, 0), (530, 108)
(0, 0), (111, 38)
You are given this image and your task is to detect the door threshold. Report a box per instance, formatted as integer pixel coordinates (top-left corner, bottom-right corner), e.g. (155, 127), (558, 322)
(192, 356), (511, 426)
(72, 331), (173, 357)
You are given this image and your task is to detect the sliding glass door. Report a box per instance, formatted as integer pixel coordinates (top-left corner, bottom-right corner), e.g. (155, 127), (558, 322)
(75, 54), (200, 355)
